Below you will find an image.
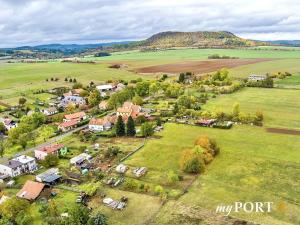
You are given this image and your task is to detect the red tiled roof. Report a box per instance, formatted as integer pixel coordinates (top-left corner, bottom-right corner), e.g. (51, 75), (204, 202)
(17, 181), (45, 200)
(38, 144), (64, 154)
(64, 112), (86, 120)
(59, 119), (78, 128)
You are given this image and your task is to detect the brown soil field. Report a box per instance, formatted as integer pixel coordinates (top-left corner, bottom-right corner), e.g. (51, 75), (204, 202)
(266, 127), (300, 136)
(136, 59), (272, 74)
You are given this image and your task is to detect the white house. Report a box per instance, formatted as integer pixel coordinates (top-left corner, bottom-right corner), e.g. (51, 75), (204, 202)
(96, 84), (114, 97)
(0, 155), (37, 178)
(116, 164), (128, 174)
(248, 74), (267, 82)
(88, 117), (112, 132)
(42, 107), (58, 116)
(70, 153), (92, 165)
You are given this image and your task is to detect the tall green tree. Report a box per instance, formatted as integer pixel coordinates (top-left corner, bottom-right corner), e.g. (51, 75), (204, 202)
(178, 73), (185, 83)
(88, 90), (101, 107)
(18, 97), (27, 107)
(126, 116), (136, 136)
(115, 115), (125, 136)
(141, 122), (154, 137)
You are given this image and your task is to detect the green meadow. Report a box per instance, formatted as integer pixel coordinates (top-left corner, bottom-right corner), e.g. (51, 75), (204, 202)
(203, 87), (300, 130)
(91, 48), (300, 62)
(127, 123), (300, 225)
(0, 61), (143, 97)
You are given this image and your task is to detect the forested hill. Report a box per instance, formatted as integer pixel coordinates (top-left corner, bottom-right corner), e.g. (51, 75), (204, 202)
(137, 31), (265, 49)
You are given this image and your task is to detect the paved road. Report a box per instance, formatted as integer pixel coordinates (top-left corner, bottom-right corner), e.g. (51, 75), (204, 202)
(0, 124), (88, 163)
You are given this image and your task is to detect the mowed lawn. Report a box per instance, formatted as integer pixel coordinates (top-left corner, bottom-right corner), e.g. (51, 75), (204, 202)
(203, 87), (300, 130)
(127, 123), (300, 225)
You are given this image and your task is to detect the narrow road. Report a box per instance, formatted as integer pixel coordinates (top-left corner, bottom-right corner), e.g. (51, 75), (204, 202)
(0, 124), (88, 163)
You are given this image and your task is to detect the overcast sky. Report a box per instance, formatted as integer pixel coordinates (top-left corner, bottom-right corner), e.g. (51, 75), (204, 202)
(0, 0), (300, 47)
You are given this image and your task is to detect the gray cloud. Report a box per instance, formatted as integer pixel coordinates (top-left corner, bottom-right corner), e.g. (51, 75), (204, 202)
(0, 0), (299, 47)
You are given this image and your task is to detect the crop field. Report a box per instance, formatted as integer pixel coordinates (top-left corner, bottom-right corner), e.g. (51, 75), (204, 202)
(127, 123), (300, 225)
(203, 87), (300, 131)
(136, 58), (270, 74)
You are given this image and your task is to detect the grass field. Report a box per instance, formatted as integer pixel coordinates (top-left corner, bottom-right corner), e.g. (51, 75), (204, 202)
(128, 123), (300, 225)
(229, 59), (300, 78)
(0, 62), (144, 97)
(90, 48), (300, 62)
(276, 72), (300, 89)
(203, 87), (300, 130)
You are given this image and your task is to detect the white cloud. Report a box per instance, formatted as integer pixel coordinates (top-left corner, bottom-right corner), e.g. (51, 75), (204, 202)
(0, 0), (299, 47)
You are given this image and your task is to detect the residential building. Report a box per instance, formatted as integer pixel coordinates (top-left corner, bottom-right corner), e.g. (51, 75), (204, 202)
(42, 107), (58, 116)
(34, 143), (64, 160)
(58, 120), (78, 132)
(0, 155), (37, 177)
(36, 168), (61, 185)
(70, 153), (92, 165)
(96, 84), (114, 97)
(17, 180), (45, 201)
(117, 101), (142, 118)
(248, 74), (267, 82)
(60, 95), (86, 107)
(88, 117), (112, 132)
(64, 111), (87, 122)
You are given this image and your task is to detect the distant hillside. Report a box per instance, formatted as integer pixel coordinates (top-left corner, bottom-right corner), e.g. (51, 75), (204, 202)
(137, 31), (264, 49)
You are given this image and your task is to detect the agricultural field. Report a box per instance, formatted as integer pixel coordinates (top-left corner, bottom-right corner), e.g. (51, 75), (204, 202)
(127, 123), (300, 225)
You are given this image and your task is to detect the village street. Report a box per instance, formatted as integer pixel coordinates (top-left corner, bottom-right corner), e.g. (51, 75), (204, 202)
(0, 124), (88, 164)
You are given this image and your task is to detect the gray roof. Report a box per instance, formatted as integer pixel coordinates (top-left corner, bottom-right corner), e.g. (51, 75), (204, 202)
(43, 174), (61, 183)
(4, 160), (22, 169)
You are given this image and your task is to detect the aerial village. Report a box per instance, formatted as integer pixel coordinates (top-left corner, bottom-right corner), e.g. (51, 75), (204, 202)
(0, 69), (292, 222)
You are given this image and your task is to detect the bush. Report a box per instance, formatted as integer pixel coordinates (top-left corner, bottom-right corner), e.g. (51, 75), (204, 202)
(123, 179), (138, 191)
(180, 149), (205, 174)
(42, 154), (59, 168)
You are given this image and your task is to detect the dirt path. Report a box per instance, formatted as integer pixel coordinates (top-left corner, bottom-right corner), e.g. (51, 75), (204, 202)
(136, 58), (273, 74)
(266, 127), (300, 136)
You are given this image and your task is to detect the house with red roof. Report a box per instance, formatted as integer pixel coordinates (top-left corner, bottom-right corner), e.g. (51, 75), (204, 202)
(58, 119), (78, 132)
(88, 117), (112, 132)
(116, 102), (142, 119)
(17, 180), (45, 201)
(63, 111), (87, 122)
(34, 144), (65, 160)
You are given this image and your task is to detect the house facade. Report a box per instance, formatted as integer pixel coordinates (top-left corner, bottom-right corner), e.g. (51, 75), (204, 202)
(248, 74), (267, 82)
(88, 117), (112, 132)
(117, 102), (142, 118)
(63, 111), (87, 122)
(96, 84), (114, 97)
(34, 144), (64, 160)
(0, 155), (37, 177)
(60, 96), (86, 107)
(58, 120), (78, 132)
(42, 107), (58, 116)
